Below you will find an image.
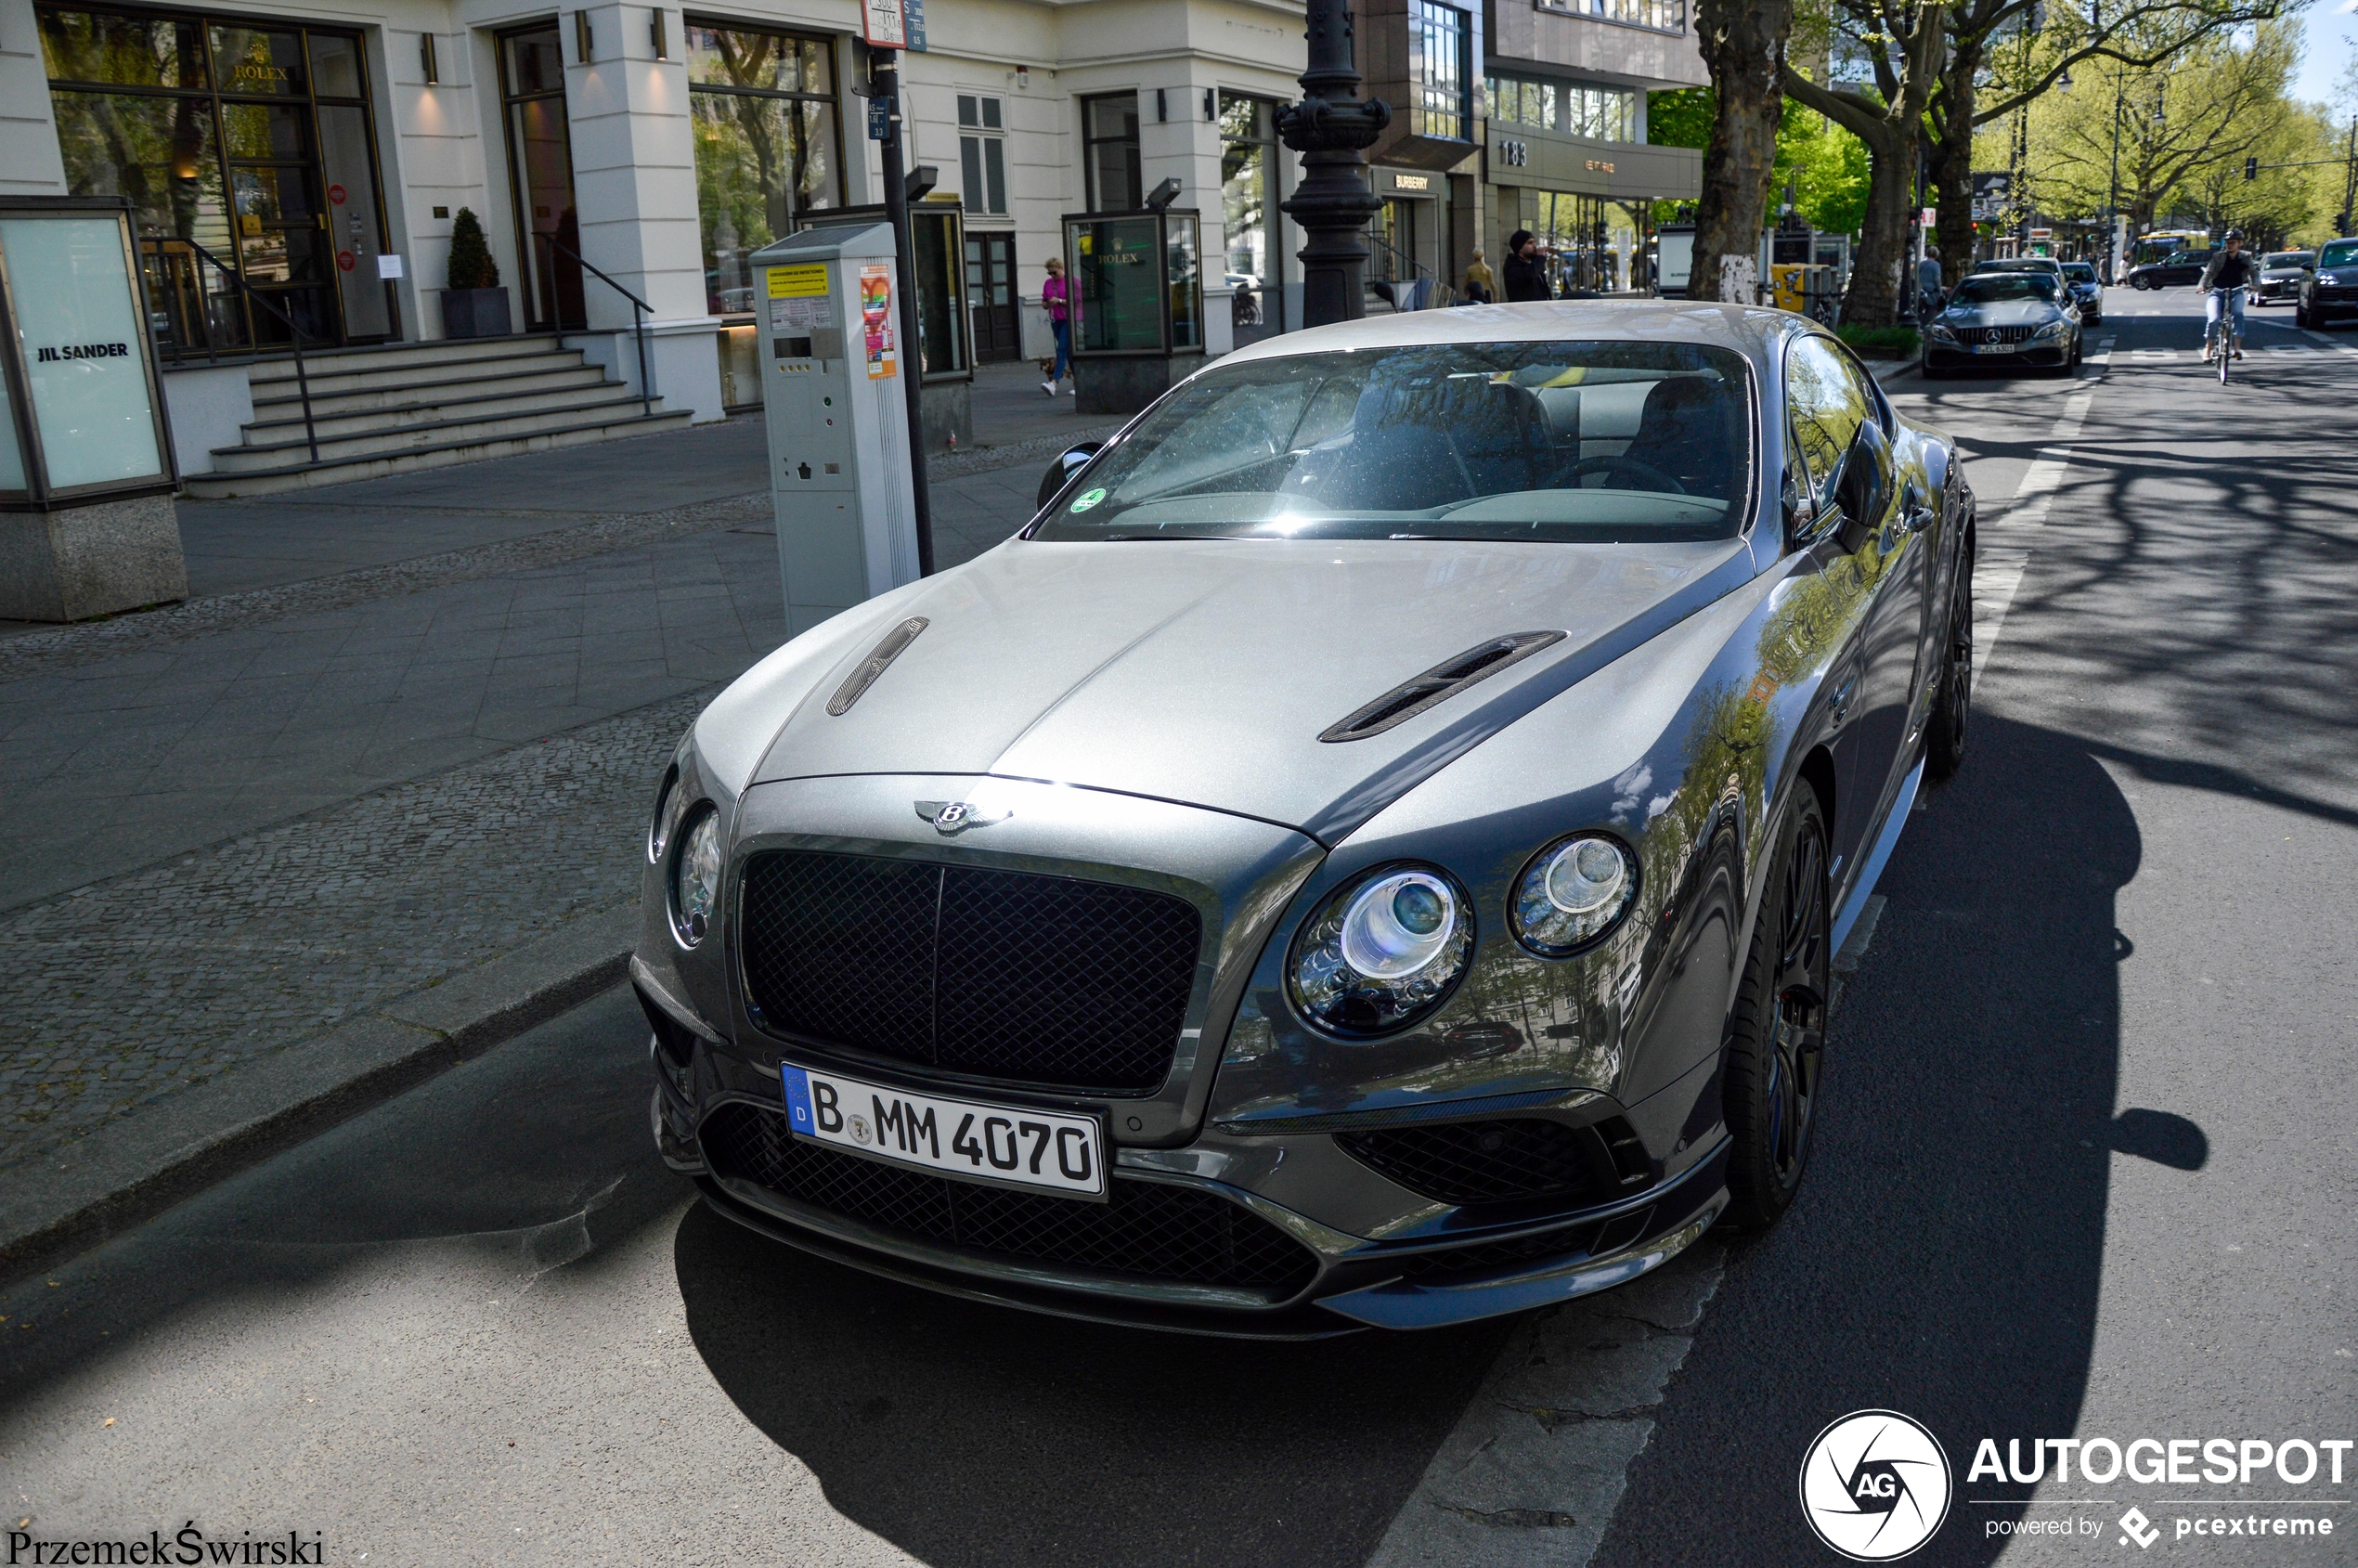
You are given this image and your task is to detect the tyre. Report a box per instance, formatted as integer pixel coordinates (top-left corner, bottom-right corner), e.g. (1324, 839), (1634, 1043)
(1721, 788), (1833, 1232)
(1925, 549), (1972, 780)
(2296, 301), (2313, 330)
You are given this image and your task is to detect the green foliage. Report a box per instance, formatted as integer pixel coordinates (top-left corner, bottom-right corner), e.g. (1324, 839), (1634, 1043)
(1838, 324), (1922, 358)
(1775, 98), (1873, 236)
(1649, 87), (1716, 149)
(446, 207), (499, 292)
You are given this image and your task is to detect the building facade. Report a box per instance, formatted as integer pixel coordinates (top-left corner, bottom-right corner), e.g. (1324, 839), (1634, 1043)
(2, 0), (1704, 471)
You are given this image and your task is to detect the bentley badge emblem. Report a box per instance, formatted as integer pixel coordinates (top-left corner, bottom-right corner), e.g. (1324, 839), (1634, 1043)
(916, 800), (1012, 835)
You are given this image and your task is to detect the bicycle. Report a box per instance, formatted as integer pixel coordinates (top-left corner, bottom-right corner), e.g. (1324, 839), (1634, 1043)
(2205, 284), (2245, 384)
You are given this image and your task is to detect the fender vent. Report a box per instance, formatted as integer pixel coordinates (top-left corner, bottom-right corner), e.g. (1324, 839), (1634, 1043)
(1318, 630), (1564, 743)
(827, 616), (929, 716)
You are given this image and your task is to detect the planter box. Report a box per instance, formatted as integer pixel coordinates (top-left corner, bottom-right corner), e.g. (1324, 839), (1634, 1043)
(440, 287), (512, 340)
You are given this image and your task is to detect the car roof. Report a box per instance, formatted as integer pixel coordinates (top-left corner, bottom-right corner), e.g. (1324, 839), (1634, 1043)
(1210, 299), (1801, 370)
(1976, 258), (2062, 272)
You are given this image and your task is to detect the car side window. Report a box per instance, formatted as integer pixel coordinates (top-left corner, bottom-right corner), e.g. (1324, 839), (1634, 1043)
(1783, 335), (1872, 519)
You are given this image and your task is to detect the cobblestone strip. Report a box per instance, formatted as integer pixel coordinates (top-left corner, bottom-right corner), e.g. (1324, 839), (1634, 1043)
(0, 494), (773, 685)
(0, 691), (705, 1174)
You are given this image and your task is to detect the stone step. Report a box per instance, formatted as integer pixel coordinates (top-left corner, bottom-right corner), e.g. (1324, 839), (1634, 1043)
(246, 343), (589, 403)
(238, 380), (651, 443)
(209, 391), (661, 472)
(182, 408), (693, 499)
(244, 333), (570, 385)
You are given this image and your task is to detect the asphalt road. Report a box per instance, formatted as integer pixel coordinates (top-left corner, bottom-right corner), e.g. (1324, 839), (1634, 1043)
(3, 287), (2352, 1567)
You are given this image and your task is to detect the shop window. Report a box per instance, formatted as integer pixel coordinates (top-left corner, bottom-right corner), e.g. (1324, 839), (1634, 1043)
(38, 4), (394, 357)
(1407, 1), (1471, 143)
(956, 94), (1007, 216)
(1082, 93), (1141, 212)
(687, 19), (842, 317)
(1219, 92), (1282, 338)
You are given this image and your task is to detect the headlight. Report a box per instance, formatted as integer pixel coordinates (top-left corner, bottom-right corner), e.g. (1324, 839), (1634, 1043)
(669, 805), (721, 947)
(2032, 319), (2068, 339)
(647, 763), (680, 864)
(1928, 324), (1957, 342)
(1289, 864), (1473, 1035)
(1511, 834), (1638, 956)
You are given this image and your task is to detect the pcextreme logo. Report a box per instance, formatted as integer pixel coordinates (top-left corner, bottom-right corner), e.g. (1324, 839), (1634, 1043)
(1800, 1409), (1956, 1561)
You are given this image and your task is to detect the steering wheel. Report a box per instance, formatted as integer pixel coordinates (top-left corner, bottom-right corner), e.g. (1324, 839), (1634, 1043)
(1567, 453), (1689, 495)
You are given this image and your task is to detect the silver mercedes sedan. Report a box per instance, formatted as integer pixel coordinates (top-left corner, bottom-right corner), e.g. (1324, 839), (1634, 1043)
(632, 302), (1976, 1336)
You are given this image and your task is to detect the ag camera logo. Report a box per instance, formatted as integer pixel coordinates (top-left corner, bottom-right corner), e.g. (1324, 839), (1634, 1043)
(1800, 1409), (1954, 1561)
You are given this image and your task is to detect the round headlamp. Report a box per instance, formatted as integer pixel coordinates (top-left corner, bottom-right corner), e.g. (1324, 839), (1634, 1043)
(669, 804), (721, 948)
(1511, 834), (1638, 956)
(1289, 864), (1473, 1036)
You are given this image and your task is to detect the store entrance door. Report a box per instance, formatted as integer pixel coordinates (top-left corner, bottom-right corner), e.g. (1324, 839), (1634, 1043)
(499, 26), (584, 332)
(965, 232), (1020, 361)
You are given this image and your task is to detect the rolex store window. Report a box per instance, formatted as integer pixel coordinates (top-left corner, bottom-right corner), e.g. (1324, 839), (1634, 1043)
(689, 19), (843, 408)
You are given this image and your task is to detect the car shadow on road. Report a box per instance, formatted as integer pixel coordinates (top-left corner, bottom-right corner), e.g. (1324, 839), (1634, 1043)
(673, 1203), (1511, 1568)
(1592, 713), (2195, 1568)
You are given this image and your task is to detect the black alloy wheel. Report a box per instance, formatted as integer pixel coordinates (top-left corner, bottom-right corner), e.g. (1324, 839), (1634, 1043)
(1925, 553), (1973, 778)
(1721, 789), (1832, 1231)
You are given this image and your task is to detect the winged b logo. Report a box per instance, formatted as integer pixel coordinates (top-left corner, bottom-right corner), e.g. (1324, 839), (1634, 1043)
(915, 800), (1013, 835)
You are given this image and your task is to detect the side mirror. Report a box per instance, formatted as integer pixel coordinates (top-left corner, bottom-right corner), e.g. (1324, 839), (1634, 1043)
(1833, 420), (1893, 552)
(1036, 440), (1106, 512)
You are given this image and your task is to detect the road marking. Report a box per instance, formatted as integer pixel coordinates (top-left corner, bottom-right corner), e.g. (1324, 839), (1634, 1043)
(2130, 348), (2179, 360)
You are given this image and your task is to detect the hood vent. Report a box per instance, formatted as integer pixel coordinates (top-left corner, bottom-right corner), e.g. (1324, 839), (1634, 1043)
(826, 616), (929, 717)
(1318, 630), (1565, 744)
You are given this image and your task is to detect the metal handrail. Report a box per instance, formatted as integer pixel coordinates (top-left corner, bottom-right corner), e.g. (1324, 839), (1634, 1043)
(1366, 233), (1448, 310)
(147, 235), (320, 462)
(545, 238), (653, 417)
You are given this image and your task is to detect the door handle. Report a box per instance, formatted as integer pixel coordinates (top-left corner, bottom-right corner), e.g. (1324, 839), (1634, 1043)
(1829, 669), (1859, 727)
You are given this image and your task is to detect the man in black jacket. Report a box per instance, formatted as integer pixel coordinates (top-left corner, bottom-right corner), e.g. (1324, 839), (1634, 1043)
(2198, 231), (2259, 362)
(1502, 229), (1553, 302)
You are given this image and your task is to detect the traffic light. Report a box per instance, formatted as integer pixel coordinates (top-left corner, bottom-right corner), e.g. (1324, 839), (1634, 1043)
(2244, 156), (2258, 181)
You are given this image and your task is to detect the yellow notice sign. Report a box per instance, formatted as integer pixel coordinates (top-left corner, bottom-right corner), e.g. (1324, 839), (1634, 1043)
(767, 264), (828, 298)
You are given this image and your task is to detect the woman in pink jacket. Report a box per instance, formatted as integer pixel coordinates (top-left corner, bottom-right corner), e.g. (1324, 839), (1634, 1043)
(1041, 256), (1073, 395)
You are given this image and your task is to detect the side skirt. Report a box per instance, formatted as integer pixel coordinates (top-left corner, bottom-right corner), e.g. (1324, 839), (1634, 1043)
(1831, 756), (1924, 956)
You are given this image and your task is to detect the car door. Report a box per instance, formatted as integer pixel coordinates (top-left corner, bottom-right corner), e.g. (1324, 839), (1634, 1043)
(1782, 334), (1914, 890)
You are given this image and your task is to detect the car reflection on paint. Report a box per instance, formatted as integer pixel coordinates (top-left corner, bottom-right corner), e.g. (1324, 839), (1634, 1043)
(633, 301), (1976, 1336)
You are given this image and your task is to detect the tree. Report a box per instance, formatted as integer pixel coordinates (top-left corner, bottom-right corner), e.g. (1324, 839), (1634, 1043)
(1776, 93), (1875, 234)
(1926, 0), (2290, 285)
(446, 208), (499, 292)
(1781, 0), (1948, 328)
(1691, 0), (1799, 302)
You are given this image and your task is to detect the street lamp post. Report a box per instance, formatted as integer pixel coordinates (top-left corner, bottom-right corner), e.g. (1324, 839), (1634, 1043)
(2105, 60), (2123, 281)
(1275, 0), (1391, 328)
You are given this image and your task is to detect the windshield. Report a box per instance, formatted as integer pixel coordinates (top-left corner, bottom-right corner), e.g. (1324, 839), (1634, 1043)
(2265, 253), (2313, 268)
(1030, 342), (1754, 545)
(2062, 264), (2097, 282)
(2320, 240), (2358, 268)
(1952, 275), (2061, 305)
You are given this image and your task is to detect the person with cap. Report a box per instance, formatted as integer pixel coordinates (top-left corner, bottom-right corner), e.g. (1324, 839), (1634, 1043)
(1502, 230), (1553, 302)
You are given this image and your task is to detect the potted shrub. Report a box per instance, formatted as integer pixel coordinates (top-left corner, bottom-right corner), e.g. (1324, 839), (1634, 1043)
(440, 208), (512, 339)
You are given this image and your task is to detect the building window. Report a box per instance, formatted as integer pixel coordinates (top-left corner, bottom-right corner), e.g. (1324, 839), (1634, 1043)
(686, 20), (841, 317)
(956, 93), (1007, 216)
(1534, 0), (1686, 34)
(1484, 73), (1635, 142)
(1407, 1), (1471, 143)
(1219, 91), (1281, 338)
(38, 4), (394, 356)
(1082, 92), (1140, 212)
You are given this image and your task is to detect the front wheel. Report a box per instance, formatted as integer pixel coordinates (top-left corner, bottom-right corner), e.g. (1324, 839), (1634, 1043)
(1721, 790), (1833, 1232)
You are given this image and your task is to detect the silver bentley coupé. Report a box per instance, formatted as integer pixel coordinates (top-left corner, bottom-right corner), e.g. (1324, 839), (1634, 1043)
(633, 302), (1976, 1336)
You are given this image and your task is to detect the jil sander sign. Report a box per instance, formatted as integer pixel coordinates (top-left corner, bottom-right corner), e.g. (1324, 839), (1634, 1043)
(36, 342), (131, 362)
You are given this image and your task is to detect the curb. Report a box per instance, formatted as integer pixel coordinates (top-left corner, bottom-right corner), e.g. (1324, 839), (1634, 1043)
(0, 904), (638, 1290)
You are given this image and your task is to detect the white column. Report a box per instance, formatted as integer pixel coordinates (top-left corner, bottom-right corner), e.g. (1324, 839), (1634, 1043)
(1, 0), (68, 196)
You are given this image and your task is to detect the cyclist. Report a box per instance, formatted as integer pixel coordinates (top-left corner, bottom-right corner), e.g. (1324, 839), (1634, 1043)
(2199, 232), (2259, 363)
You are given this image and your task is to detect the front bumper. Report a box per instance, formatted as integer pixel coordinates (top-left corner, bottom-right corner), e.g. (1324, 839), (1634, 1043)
(1924, 339), (2072, 369)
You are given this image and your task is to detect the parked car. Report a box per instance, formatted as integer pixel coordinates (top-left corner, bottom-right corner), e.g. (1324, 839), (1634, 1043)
(2255, 251), (2313, 305)
(1972, 257), (2063, 279)
(2296, 239), (2358, 329)
(2059, 261), (2104, 323)
(2127, 250), (2209, 289)
(1922, 271), (2082, 377)
(636, 302), (1977, 1335)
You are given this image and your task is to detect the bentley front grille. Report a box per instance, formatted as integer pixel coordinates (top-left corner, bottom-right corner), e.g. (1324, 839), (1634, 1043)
(738, 849), (1201, 1093)
(702, 1102), (1319, 1293)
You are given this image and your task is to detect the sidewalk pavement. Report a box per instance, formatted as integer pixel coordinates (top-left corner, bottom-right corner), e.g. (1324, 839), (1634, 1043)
(0, 383), (1117, 1283)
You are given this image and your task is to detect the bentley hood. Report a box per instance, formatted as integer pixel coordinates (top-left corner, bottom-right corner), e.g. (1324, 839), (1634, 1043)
(733, 536), (1751, 842)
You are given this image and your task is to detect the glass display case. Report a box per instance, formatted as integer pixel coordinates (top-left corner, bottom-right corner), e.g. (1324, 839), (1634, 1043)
(1063, 208), (1203, 358)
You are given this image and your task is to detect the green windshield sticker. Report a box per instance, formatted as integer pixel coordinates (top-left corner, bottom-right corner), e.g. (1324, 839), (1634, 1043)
(1069, 487), (1108, 512)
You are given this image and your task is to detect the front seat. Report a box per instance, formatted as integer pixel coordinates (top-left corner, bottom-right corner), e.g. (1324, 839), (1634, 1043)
(1616, 377), (1741, 501)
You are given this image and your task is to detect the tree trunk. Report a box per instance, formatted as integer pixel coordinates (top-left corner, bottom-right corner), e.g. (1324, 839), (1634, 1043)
(1929, 45), (1980, 287)
(1844, 124), (1918, 329)
(1691, 0), (1793, 303)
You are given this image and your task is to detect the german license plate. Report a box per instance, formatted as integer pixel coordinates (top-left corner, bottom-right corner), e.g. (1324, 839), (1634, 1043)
(1973, 342), (2015, 354)
(780, 1061), (1107, 1200)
